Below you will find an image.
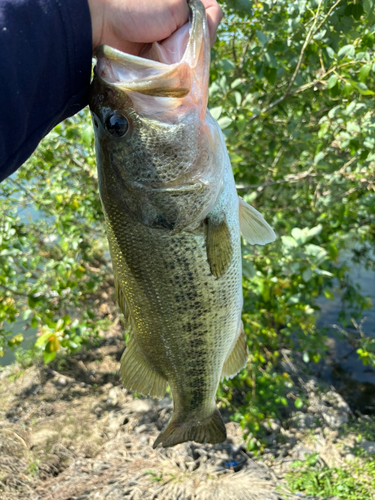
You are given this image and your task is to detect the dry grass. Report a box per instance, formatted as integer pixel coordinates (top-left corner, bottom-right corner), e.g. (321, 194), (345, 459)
(0, 333), (310, 500)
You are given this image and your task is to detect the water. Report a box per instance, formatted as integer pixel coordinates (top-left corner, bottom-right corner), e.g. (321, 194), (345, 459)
(1, 319), (37, 366)
(314, 254), (375, 414)
(1, 191), (45, 367)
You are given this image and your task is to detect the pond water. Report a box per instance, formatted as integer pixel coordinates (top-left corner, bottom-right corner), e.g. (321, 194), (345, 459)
(1, 319), (38, 366)
(314, 253), (375, 414)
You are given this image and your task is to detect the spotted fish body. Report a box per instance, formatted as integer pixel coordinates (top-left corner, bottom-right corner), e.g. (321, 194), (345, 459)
(90, 1), (275, 448)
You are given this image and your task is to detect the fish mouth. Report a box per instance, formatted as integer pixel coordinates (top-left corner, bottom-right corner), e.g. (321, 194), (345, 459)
(94, 0), (209, 105)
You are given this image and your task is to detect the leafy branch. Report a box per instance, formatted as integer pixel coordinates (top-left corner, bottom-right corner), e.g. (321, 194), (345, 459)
(248, 0), (343, 122)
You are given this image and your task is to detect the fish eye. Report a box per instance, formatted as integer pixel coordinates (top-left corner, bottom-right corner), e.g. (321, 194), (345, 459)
(105, 112), (129, 138)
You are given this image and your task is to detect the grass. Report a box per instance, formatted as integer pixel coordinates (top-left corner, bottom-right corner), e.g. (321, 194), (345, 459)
(286, 453), (375, 499)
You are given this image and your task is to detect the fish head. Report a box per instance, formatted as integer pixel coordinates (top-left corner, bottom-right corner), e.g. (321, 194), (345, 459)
(90, 0), (225, 232)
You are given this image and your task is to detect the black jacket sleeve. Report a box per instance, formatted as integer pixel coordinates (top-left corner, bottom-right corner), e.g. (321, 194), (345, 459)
(0, 0), (92, 182)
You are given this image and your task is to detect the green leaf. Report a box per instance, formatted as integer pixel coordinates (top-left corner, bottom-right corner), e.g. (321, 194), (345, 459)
(327, 75), (338, 89)
(338, 44), (355, 59)
(30, 316), (39, 329)
(347, 121), (361, 134)
(220, 59), (236, 72)
(326, 47), (336, 59)
(35, 331), (53, 348)
(314, 151), (325, 164)
(341, 82), (354, 97)
(256, 30), (269, 46)
(22, 309), (33, 320)
(324, 289), (335, 300)
(314, 269), (333, 277)
(81, 125), (93, 148)
(281, 235), (298, 249)
(264, 66), (277, 85)
(294, 398), (303, 409)
(209, 106), (222, 120)
(303, 352), (310, 363)
(364, 0), (375, 15)
(313, 29), (326, 41)
(358, 64), (372, 83)
(353, 82), (375, 95)
(306, 225), (322, 239)
(302, 268), (313, 282)
(352, 3), (364, 20)
(231, 78), (243, 89)
(291, 227), (306, 245)
(43, 351), (56, 364)
(7, 334), (24, 347)
(233, 91), (242, 107)
(217, 116), (233, 129)
(318, 122), (329, 138)
(304, 244), (327, 260)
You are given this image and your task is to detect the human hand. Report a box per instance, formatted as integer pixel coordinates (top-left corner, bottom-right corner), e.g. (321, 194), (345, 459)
(88, 0), (222, 55)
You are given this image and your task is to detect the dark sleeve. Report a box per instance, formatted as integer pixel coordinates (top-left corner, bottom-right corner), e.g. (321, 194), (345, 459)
(0, 0), (92, 182)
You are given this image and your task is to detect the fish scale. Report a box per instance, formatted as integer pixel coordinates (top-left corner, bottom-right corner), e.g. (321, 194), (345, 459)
(90, 0), (275, 448)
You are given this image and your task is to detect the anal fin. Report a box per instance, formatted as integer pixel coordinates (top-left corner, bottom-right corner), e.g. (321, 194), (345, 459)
(206, 214), (233, 278)
(120, 337), (167, 398)
(222, 321), (248, 379)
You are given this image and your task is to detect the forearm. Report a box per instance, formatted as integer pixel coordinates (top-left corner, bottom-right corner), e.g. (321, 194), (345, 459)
(0, 0), (92, 182)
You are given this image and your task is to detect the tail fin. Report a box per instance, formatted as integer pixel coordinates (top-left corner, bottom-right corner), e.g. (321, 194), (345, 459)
(153, 408), (226, 448)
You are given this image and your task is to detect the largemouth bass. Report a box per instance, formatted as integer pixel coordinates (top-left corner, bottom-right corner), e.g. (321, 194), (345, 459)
(90, 0), (275, 448)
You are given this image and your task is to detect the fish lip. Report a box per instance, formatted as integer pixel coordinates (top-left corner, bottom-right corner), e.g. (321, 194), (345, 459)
(95, 45), (170, 71)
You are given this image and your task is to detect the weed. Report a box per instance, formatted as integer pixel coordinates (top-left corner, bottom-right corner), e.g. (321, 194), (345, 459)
(286, 453), (375, 499)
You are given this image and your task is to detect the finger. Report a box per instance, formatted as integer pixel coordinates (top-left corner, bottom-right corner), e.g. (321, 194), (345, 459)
(200, 0), (223, 46)
(172, 0), (190, 28)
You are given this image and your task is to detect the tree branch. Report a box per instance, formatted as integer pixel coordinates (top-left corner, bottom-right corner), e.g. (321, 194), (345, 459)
(236, 169), (316, 191)
(0, 283), (29, 298)
(248, 0), (343, 123)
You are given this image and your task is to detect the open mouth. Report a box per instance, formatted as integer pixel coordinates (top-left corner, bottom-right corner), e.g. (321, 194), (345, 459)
(94, 0), (209, 101)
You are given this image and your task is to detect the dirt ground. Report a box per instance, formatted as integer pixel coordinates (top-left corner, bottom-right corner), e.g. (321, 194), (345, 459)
(0, 327), (374, 500)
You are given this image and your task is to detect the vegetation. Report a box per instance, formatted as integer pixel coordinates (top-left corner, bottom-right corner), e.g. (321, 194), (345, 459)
(286, 452), (375, 499)
(1, 0), (374, 458)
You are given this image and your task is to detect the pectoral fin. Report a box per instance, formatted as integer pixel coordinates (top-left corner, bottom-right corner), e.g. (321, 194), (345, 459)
(206, 215), (233, 278)
(120, 336), (168, 398)
(238, 196), (276, 245)
(222, 321), (248, 379)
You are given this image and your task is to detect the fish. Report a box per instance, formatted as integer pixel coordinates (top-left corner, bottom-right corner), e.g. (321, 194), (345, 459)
(89, 0), (275, 448)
